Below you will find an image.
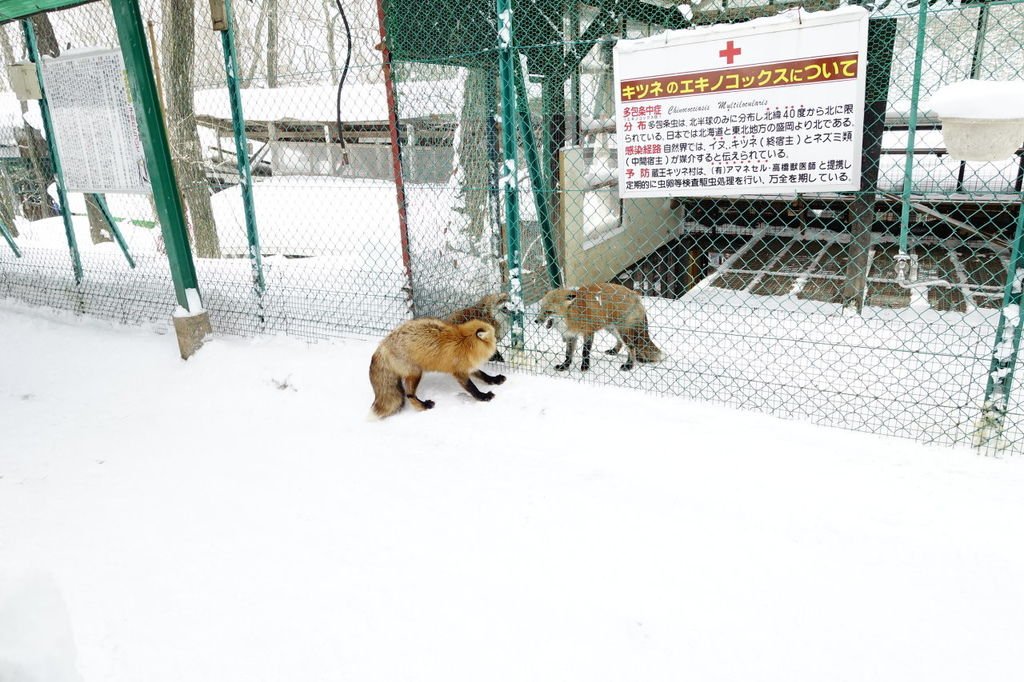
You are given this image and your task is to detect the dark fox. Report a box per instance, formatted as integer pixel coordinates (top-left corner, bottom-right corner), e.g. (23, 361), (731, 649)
(369, 317), (505, 418)
(446, 293), (511, 362)
(534, 282), (663, 371)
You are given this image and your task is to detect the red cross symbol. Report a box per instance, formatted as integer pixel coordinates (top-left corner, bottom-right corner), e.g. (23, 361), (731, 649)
(719, 40), (741, 64)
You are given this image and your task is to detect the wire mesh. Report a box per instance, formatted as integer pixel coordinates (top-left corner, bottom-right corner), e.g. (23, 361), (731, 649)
(0, 0), (1022, 453)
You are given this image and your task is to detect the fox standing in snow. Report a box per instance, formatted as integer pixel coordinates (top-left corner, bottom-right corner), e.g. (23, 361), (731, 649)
(534, 282), (663, 372)
(369, 318), (506, 418)
(446, 292), (512, 362)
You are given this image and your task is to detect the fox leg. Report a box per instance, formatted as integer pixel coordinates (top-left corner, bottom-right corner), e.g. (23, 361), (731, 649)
(396, 378), (407, 408)
(555, 336), (577, 371)
(605, 328), (624, 355)
(580, 334), (595, 371)
(473, 369), (506, 385)
(455, 372), (495, 401)
(620, 343), (636, 371)
(403, 372), (435, 410)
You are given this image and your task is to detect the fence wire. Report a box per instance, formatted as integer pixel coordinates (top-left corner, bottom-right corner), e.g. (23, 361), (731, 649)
(0, 0), (1022, 453)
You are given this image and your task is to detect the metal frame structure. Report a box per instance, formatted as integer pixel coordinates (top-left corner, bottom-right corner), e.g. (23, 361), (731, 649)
(2, 0), (204, 314)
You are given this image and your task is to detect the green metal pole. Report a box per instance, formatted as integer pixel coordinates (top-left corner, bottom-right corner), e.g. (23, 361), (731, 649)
(90, 194), (135, 269)
(0, 218), (20, 257)
(219, 0), (265, 295)
(514, 65), (562, 289)
(485, 70), (502, 239)
(109, 0), (202, 312)
(22, 19), (82, 285)
(569, 0), (581, 146)
(895, 0), (930, 277)
(977, 202), (1024, 451)
(496, 0), (524, 348)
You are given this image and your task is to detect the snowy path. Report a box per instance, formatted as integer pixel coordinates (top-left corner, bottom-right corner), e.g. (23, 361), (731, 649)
(1, 302), (1023, 682)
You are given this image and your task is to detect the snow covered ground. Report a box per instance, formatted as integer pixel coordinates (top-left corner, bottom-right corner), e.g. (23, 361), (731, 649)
(2, 301), (1024, 682)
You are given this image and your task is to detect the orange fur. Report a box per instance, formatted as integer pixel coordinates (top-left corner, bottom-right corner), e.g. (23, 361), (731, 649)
(535, 283), (662, 371)
(370, 318), (501, 418)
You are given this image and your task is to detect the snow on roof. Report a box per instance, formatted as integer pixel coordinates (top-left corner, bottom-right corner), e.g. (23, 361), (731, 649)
(926, 79), (1024, 120)
(193, 79), (464, 125)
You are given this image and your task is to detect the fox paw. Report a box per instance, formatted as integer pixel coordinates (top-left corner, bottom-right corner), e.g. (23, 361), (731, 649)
(619, 363), (634, 371)
(479, 391), (495, 401)
(580, 362), (590, 372)
(422, 399), (436, 409)
(554, 362), (570, 372)
(604, 348), (619, 355)
(491, 374), (507, 385)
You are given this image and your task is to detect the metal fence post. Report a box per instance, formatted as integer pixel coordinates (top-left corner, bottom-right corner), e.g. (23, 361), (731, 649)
(22, 18), (81, 285)
(0, 218), (21, 257)
(513, 63), (561, 289)
(895, 0), (931, 279)
(496, 0), (525, 348)
(90, 194), (135, 269)
(485, 71), (502, 245)
(109, 0), (211, 357)
(977, 203), (1024, 451)
(108, 0), (201, 312)
(376, 0), (417, 317)
(218, 0), (266, 298)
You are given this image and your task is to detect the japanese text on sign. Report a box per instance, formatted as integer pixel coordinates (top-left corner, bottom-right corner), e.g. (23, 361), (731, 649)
(620, 54), (860, 102)
(42, 48), (150, 194)
(613, 6), (869, 197)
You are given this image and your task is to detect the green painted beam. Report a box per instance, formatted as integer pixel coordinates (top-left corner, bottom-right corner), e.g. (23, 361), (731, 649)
(109, 0), (201, 311)
(219, 0), (265, 296)
(514, 65), (561, 289)
(23, 18), (82, 284)
(896, 0), (931, 268)
(0, 219), (21, 257)
(496, 0), (525, 348)
(977, 202), (1024, 451)
(91, 194), (135, 269)
(553, 7), (619, 83)
(0, 0), (97, 24)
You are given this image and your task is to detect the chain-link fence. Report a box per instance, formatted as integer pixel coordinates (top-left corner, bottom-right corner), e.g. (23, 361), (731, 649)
(0, 0), (1022, 453)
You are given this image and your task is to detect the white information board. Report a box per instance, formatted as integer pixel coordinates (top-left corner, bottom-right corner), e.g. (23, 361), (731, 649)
(41, 48), (150, 194)
(613, 6), (869, 197)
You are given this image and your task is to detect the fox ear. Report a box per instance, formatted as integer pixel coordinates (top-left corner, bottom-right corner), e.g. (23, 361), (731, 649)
(565, 290), (578, 304)
(476, 329), (489, 340)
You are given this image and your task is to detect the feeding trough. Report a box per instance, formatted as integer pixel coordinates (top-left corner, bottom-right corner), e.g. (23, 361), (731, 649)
(927, 80), (1024, 162)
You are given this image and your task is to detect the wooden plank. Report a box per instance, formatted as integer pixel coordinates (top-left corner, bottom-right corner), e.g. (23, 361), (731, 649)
(194, 114), (454, 146)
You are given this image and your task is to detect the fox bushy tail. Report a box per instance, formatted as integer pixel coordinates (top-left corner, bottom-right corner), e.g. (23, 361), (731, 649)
(369, 350), (405, 418)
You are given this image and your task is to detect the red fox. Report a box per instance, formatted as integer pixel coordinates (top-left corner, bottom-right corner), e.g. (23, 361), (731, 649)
(534, 282), (663, 371)
(446, 292), (511, 362)
(369, 317), (506, 418)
